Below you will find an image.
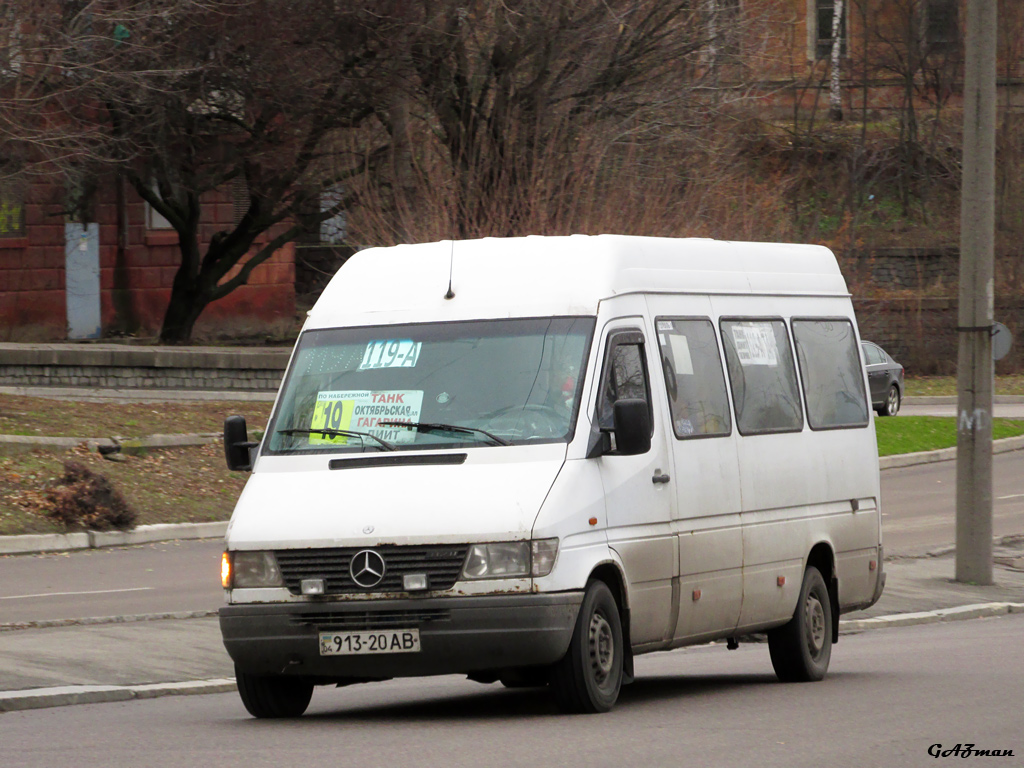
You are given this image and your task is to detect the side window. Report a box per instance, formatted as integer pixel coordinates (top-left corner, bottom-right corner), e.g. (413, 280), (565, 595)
(793, 319), (870, 430)
(720, 319), (803, 435)
(597, 331), (651, 431)
(863, 343), (884, 366)
(655, 318), (731, 439)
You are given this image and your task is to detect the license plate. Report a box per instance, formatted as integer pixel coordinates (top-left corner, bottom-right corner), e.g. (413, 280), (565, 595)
(319, 629), (421, 656)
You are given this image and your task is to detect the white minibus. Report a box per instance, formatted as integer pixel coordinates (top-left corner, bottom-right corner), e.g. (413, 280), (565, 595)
(220, 235), (885, 716)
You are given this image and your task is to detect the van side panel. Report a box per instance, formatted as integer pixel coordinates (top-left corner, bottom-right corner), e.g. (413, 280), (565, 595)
(710, 295), (881, 629)
(642, 295), (745, 641)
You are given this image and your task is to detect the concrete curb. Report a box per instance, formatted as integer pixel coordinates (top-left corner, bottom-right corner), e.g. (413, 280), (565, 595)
(904, 395), (1024, 405)
(839, 601), (1024, 633)
(0, 431), (220, 453)
(0, 521), (228, 555)
(879, 434), (1024, 470)
(0, 609), (220, 633)
(0, 386), (277, 402)
(0, 678), (236, 713)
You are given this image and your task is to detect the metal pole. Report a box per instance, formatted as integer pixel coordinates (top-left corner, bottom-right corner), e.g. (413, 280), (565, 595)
(955, 0), (997, 585)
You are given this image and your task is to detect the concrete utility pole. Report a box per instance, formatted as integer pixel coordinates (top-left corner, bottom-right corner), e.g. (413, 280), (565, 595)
(955, 0), (997, 585)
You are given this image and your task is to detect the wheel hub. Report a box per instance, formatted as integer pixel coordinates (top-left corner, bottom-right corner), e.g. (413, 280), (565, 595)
(588, 613), (614, 684)
(806, 594), (826, 655)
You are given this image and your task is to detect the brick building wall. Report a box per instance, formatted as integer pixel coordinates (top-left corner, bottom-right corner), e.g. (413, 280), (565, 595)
(0, 174), (294, 341)
(0, 176), (65, 339)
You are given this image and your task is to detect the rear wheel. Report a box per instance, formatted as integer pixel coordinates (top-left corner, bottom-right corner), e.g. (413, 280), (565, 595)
(768, 566), (832, 683)
(235, 667), (314, 718)
(880, 384), (900, 417)
(551, 580), (623, 713)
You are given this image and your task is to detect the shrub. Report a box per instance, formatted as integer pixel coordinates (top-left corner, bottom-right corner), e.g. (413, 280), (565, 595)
(43, 461), (138, 531)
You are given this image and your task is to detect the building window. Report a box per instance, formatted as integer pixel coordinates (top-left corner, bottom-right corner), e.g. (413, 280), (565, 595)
(811, 0), (847, 60)
(1, 7), (23, 75)
(0, 186), (25, 238)
(145, 195), (173, 230)
(704, 0), (742, 60)
(925, 0), (959, 54)
(297, 186), (347, 246)
(231, 176), (250, 226)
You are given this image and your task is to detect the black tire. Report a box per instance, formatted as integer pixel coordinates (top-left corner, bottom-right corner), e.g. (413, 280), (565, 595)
(881, 384), (900, 417)
(235, 666), (314, 718)
(551, 580), (624, 713)
(768, 566), (832, 683)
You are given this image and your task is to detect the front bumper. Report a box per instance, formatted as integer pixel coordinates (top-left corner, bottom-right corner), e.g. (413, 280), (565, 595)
(220, 592), (584, 680)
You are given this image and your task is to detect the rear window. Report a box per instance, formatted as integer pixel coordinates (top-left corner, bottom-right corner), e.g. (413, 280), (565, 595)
(720, 319), (803, 435)
(794, 319), (870, 430)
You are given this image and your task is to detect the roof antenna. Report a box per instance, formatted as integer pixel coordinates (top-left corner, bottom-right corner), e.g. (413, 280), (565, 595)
(444, 239), (455, 300)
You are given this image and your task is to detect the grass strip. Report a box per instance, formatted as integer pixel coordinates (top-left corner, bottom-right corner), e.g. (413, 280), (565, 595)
(874, 416), (1024, 457)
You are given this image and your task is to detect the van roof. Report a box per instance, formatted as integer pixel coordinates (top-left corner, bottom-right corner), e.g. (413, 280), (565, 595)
(307, 235), (849, 329)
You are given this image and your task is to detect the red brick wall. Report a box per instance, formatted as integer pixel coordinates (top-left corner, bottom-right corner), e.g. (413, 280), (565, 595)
(0, 179), (67, 341)
(0, 175), (295, 341)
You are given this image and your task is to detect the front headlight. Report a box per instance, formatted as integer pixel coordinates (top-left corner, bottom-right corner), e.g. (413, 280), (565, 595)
(228, 551), (283, 588)
(461, 539), (558, 580)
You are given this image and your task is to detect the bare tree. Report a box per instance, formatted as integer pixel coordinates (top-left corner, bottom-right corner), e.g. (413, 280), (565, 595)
(0, 0), (408, 342)
(382, 0), (733, 239)
(854, 0), (962, 216)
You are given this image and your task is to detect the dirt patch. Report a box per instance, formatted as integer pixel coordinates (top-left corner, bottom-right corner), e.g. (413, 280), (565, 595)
(0, 443), (250, 536)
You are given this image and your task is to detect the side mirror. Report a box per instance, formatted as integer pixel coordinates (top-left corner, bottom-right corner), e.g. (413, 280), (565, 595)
(224, 415), (258, 471)
(613, 399), (652, 456)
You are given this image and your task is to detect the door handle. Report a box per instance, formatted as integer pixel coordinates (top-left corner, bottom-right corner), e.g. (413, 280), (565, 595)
(652, 471), (671, 484)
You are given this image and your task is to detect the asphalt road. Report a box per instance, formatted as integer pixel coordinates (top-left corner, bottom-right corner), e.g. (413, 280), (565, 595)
(3, 448), (1023, 623)
(0, 540), (225, 624)
(880, 450), (1024, 554)
(3, 614), (1022, 768)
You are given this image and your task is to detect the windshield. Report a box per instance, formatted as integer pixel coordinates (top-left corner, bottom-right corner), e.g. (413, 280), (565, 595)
(264, 317), (595, 454)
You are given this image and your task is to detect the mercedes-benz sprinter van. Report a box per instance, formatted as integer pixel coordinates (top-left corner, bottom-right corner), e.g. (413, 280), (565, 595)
(220, 235), (885, 716)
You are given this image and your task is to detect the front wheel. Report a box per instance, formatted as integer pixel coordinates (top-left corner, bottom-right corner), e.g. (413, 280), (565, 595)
(235, 667), (314, 718)
(767, 566), (832, 683)
(550, 580), (624, 713)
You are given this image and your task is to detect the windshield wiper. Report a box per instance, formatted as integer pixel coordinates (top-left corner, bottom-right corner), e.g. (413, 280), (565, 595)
(275, 428), (396, 451)
(376, 421), (511, 447)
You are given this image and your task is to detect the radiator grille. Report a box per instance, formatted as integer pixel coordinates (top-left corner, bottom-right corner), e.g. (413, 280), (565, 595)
(274, 545), (468, 595)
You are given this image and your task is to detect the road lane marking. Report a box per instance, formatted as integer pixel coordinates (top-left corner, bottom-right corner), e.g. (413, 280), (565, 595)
(997, 493), (1024, 500)
(0, 587), (154, 601)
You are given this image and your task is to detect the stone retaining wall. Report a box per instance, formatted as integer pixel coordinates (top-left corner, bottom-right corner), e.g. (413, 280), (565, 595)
(0, 343), (289, 391)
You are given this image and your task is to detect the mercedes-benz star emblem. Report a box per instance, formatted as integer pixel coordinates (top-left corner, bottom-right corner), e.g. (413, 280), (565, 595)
(349, 549), (386, 589)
